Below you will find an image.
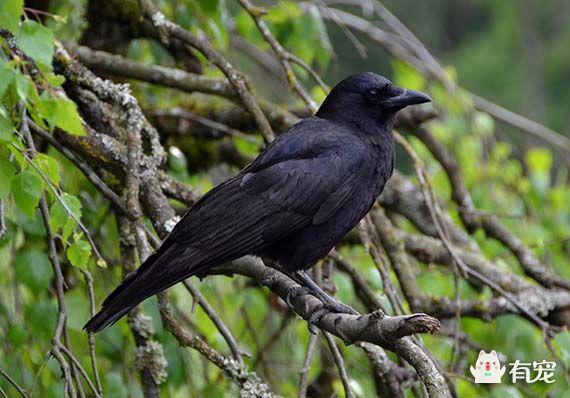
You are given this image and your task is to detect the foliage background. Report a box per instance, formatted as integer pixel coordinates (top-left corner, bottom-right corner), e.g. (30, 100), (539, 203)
(0, 0), (569, 397)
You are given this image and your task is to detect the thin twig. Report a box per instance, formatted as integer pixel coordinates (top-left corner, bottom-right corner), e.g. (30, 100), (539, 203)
(82, 271), (103, 396)
(312, 3), (570, 154)
(182, 281), (244, 364)
(409, 126), (570, 290)
(238, 0), (321, 111)
(323, 332), (354, 398)
(0, 199), (6, 239)
(147, 108), (257, 143)
(28, 119), (131, 218)
(138, 0), (275, 142)
(57, 343), (101, 398)
(157, 292), (280, 396)
(0, 367), (29, 398)
(393, 132), (555, 337)
(28, 353), (51, 397)
(298, 333), (319, 398)
(359, 219), (405, 315)
(21, 110), (78, 398)
(328, 249), (387, 313)
(13, 144), (105, 264)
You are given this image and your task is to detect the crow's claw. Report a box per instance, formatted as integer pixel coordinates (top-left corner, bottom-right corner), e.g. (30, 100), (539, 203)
(307, 305), (327, 335)
(322, 299), (359, 316)
(285, 286), (311, 309)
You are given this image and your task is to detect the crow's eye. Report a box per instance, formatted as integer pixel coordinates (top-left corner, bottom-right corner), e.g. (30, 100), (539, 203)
(365, 88), (379, 100)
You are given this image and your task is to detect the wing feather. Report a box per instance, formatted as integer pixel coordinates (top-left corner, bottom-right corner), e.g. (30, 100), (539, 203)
(166, 118), (365, 265)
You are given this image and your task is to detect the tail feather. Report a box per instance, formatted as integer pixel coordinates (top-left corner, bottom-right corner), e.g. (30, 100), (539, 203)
(84, 242), (203, 333)
(83, 302), (137, 333)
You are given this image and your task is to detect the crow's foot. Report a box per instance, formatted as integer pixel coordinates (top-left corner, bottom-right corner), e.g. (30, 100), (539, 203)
(294, 270), (359, 316)
(306, 305), (328, 335)
(285, 286), (311, 309)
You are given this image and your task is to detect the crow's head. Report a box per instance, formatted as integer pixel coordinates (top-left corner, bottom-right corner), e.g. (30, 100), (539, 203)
(316, 72), (431, 131)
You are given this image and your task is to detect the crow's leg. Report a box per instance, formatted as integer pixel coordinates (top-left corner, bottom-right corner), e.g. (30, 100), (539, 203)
(284, 270), (359, 335)
(285, 285), (311, 309)
(294, 270), (359, 316)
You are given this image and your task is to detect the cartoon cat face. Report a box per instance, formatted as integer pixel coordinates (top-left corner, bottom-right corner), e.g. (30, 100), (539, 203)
(470, 350), (506, 383)
(475, 350), (500, 373)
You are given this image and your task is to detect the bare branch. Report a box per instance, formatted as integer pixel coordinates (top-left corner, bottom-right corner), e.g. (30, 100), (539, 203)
(311, 5), (570, 154)
(157, 292), (280, 397)
(211, 257), (449, 397)
(20, 112), (81, 398)
(472, 93), (570, 155)
(323, 332), (354, 398)
(69, 44), (235, 97)
(297, 333), (319, 398)
(138, 0), (275, 142)
(238, 0), (321, 111)
(409, 126), (570, 290)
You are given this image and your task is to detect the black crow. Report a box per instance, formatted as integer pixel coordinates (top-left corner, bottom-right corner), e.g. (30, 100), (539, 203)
(84, 72), (431, 333)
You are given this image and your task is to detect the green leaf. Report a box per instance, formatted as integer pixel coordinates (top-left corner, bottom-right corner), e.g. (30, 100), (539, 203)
(66, 237), (91, 270)
(392, 59), (425, 91)
(34, 153), (60, 186)
(16, 20), (54, 67)
(37, 95), (85, 136)
(50, 192), (82, 242)
(168, 146), (188, 172)
(196, 0), (219, 16)
(0, 0), (23, 33)
(14, 249), (53, 291)
(24, 300), (56, 338)
(553, 331), (570, 369)
(44, 72), (65, 87)
(265, 2), (302, 23)
(0, 113), (15, 142)
(525, 147), (552, 194)
(525, 147), (552, 175)
(0, 155), (16, 199)
(11, 170), (42, 218)
(14, 71), (35, 101)
(53, 192), (81, 220)
(0, 61), (15, 98)
(61, 217), (75, 243)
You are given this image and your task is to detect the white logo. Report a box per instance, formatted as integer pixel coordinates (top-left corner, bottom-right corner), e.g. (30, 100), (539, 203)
(470, 350), (506, 384)
(509, 360), (556, 384)
(470, 349), (557, 384)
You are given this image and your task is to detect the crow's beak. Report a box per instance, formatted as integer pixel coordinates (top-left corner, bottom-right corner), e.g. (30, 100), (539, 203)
(382, 89), (432, 110)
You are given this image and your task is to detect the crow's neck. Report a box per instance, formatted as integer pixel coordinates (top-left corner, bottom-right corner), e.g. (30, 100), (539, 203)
(317, 107), (394, 143)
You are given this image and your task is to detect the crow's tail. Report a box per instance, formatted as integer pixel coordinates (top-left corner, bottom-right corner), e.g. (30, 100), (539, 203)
(84, 241), (200, 333)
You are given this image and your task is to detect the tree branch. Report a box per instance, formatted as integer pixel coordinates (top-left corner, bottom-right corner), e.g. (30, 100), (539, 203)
(138, 0), (275, 142)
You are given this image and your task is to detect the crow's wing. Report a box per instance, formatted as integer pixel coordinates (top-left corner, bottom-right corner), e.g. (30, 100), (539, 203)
(170, 149), (365, 253)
